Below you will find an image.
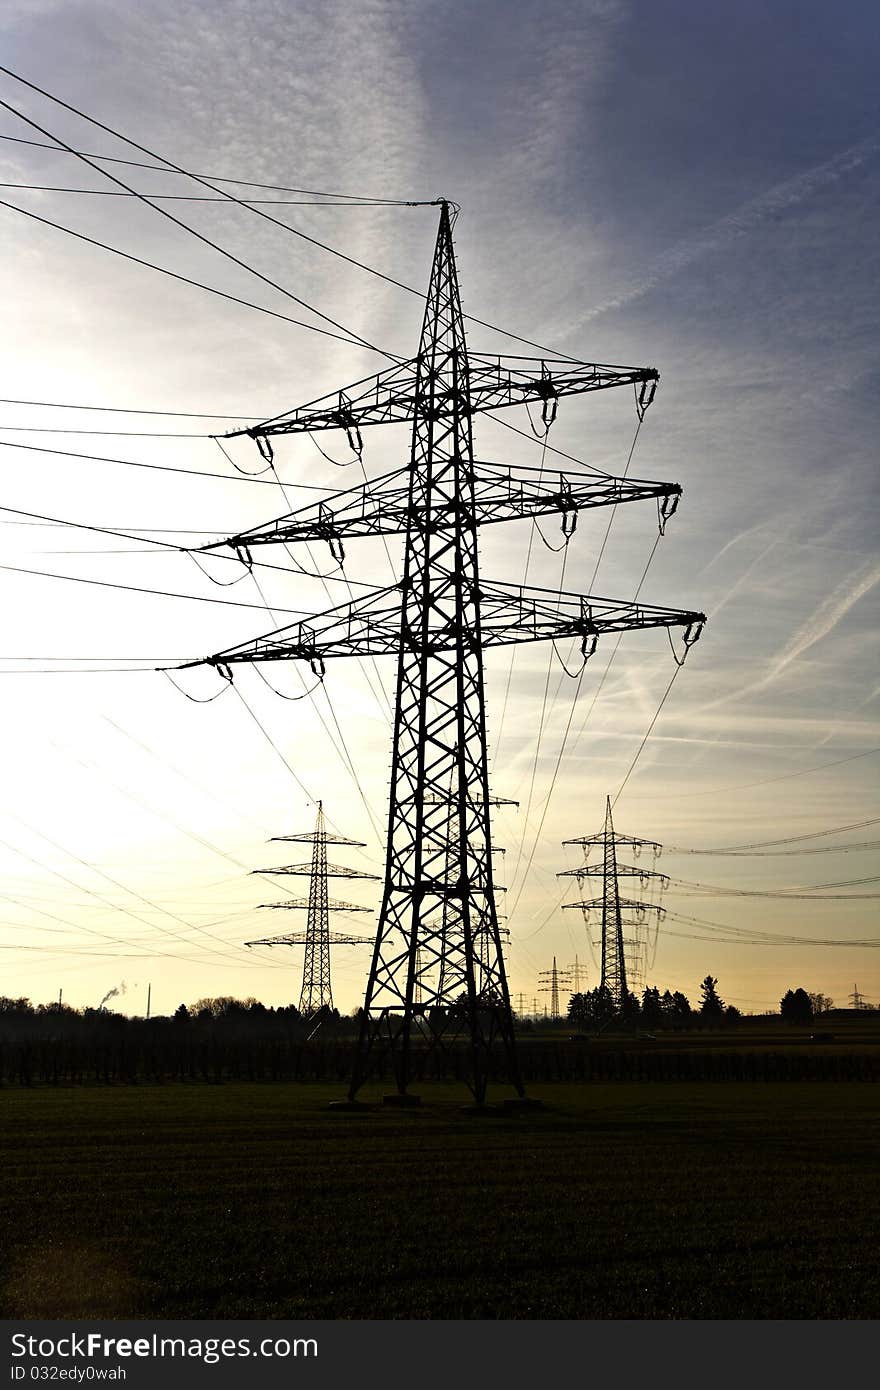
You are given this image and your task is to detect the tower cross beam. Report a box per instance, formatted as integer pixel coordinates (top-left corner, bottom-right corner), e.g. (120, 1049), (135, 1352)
(559, 865), (670, 886)
(199, 466), (681, 553)
(182, 586), (704, 669)
(250, 861), (379, 880)
(224, 356), (657, 449)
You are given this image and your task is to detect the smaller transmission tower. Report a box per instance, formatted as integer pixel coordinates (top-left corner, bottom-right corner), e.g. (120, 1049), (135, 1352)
(538, 956), (572, 1019)
(848, 984), (870, 1011)
(569, 955), (586, 993)
(245, 802), (377, 1016)
(558, 799), (667, 1008)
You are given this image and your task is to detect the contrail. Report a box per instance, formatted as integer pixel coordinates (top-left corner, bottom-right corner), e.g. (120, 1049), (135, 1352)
(571, 132), (880, 327)
(705, 557), (880, 711)
(768, 558), (880, 684)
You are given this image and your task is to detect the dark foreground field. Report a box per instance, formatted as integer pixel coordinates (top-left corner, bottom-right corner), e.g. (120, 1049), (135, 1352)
(1, 1082), (878, 1319)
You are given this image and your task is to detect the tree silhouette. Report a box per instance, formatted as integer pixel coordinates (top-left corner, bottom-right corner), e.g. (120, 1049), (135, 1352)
(641, 986), (663, 1027)
(780, 988), (813, 1025)
(699, 975), (725, 1017)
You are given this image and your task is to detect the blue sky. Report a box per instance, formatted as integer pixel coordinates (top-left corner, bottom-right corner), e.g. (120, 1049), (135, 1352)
(0, 0), (877, 1015)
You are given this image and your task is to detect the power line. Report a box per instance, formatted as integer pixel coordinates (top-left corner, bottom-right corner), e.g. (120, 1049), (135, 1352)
(0, 848), (246, 966)
(0, 424), (212, 437)
(0, 397), (255, 419)
(0, 437), (336, 486)
(665, 816), (880, 853)
(0, 195), (371, 349)
(666, 839), (880, 858)
(1, 812), (250, 964)
(664, 908), (880, 948)
(229, 683), (381, 870)
(628, 748), (880, 799)
(490, 411), (616, 477)
(506, 533), (665, 919)
(0, 181), (423, 206)
(668, 871), (880, 898)
(0, 558), (317, 613)
(612, 666), (682, 808)
(244, 572), (387, 843)
(0, 130), (433, 203)
(0, 82), (394, 359)
(0, 501), (382, 587)
(505, 407), (650, 892)
(46, 735), (305, 907)
(0, 85), (577, 361)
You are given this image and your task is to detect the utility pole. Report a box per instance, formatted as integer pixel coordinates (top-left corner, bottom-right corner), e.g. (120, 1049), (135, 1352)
(245, 801), (376, 1016)
(180, 201), (704, 1104)
(146, 983), (151, 1020)
(559, 799), (667, 1008)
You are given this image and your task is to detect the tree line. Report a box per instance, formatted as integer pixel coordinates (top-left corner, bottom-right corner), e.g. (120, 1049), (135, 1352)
(566, 975), (740, 1028)
(566, 979), (840, 1029)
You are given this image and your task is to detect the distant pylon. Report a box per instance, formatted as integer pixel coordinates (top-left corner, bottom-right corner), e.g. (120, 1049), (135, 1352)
(569, 954), (586, 993)
(245, 802), (377, 1016)
(538, 956), (572, 1019)
(559, 799), (667, 1008)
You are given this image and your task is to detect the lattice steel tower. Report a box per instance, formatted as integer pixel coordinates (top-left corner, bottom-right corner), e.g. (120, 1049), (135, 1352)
(244, 801), (376, 1016)
(539, 956), (572, 1019)
(181, 201), (704, 1103)
(559, 798), (668, 1008)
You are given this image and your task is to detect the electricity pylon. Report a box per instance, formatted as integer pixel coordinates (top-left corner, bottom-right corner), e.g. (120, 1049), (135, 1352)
(569, 955), (586, 993)
(181, 200), (704, 1104)
(244, 801), (376, 1015)
(538, 956), (572, 1019)
(558, 798), (667, 1007)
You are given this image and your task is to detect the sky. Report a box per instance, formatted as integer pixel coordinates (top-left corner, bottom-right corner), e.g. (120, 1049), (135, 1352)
(0, 0), (877, 1018)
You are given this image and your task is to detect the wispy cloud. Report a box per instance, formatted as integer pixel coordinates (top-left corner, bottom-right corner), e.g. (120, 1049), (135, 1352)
(570, 131), (880, 327)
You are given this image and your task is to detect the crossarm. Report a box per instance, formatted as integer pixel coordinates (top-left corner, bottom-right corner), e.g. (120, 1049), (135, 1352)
(252, 898), (373, 912)
(224, 355), (657, 452)
(245, 932), (375, 946)
(178, 582), (705, 670)
(201, 463), (680, 554)
(558, 864), (670, 886)
(563, 832), (662, 850)
(250, 861), (379, 879)
(562, 900), (666, 916)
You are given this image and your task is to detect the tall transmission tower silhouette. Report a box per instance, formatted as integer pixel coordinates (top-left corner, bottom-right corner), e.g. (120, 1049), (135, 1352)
(538, 956), (572, 1019)
(244, 801), (376, 1016)
(180, 200), (704, 1104)
(559, 798), (667, 1008)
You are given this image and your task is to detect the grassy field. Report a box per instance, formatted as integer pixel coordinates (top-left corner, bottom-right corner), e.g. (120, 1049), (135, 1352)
(1, 1081), (878, 1319)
